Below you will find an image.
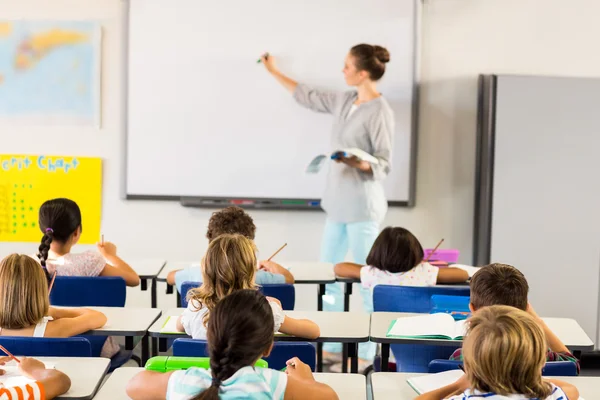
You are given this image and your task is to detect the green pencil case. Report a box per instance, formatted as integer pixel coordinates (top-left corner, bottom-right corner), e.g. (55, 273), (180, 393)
(145, 356), (269, 372)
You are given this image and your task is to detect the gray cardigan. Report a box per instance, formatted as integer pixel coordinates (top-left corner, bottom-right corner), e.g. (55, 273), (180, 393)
(294, 84), (394, 224)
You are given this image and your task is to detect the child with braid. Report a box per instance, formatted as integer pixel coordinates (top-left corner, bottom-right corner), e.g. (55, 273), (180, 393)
(127, 290), (338, 399)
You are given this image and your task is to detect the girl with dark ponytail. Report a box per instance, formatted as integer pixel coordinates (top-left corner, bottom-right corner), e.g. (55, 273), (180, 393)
(127, 290), (338, 400)
(35, 198), (140, 359)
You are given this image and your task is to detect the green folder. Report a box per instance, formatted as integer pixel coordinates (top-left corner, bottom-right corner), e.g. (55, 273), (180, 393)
(145, 356), (268, 372)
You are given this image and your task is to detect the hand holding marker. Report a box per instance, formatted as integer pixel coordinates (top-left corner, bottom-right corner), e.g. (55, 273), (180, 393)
(257, 52), (269, 63)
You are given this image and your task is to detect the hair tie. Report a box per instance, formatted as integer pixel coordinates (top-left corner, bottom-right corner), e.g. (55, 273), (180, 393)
(45, 228), (54, 234)
(211, 377), (221, 387)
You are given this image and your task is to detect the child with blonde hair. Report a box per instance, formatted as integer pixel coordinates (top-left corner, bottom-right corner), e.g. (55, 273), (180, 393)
(176, 234), (320, 339)
(417, 305), (579, 400)
(0, 254), (107, 343)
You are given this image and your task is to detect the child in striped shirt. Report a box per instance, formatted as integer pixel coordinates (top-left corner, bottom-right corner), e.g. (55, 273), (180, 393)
(126, 290), (338, 400)
(449, 264), (580, 372)
(0, 356), (71, 400)
(417, 306), (579, 400)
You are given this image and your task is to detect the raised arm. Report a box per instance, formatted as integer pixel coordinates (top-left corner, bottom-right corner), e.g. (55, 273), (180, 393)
(97, 242), (141, 287)
(261, 53), (340, 114)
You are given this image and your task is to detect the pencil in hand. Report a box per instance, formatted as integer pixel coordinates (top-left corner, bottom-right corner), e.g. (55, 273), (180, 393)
(0, 345), (20, 364)
(267, 243), (287, 262)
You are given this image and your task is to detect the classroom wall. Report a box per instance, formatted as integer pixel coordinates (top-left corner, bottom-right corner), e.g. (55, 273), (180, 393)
(2, 0), (600, 311)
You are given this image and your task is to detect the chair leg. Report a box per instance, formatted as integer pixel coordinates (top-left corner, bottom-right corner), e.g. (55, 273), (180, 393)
(131, 354), (142, 367)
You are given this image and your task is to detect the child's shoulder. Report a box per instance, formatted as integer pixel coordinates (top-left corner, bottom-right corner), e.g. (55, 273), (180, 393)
(53, 251), (106, 276)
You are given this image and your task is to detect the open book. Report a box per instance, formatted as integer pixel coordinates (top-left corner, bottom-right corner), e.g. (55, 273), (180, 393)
(407, 370), (464, 395)
(306, 148), (379, 173)
(452, 264), (481, 278)
(160, 316), (183, 334)
(386, 313), (466, 340)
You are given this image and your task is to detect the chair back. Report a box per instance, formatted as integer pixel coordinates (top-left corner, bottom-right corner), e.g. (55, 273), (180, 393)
(374, 285), (470, 313)
(181, 282), (295, 310)
(373, 285), (471, 373)
(0, 337), (92, 357)
(428, 359), (578, 377)
(50, 276), (126, 307)
(173, 339), (316, 371)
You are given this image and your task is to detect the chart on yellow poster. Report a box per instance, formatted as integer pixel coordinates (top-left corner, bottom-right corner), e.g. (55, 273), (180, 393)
(0, 155), (102, 243)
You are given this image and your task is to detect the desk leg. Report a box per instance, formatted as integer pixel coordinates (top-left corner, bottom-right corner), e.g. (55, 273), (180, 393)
(381, 344), (390, 372)
(141, 278), (148, 291)
(316, 343), (323, 372)
(142, 336), (149, 365)
(152, 337), (158, 357)
(159, 338), (167, 352)
(317, 284), (325, 311)
(125, 336), (134, 351)
(344, 282), (353, 312)
(349, 343), (358, 373)
(342, 343), (348, 373)
(151, 278), (157, 309)
(166, 284), (174, 295)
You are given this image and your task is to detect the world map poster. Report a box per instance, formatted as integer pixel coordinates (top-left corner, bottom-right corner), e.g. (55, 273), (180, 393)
(0, 21), (101, 126)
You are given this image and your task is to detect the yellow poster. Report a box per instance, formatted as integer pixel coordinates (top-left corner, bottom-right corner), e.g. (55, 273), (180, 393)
(0, 155), (102, 244)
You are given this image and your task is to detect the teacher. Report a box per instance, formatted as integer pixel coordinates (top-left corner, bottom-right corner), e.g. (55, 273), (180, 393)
(261, 44), (394, 367)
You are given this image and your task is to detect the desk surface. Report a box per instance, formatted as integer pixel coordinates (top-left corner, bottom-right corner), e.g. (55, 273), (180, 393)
(34, 357), (110, 400)
(128, 258), (167, 279)
(371, 372), (600, 400)
(158, 261), (336, 284)
(370, 312), (594, 350)
(75, 307), (161, 336)
(95, 367), (366, 400)
(149, 309), (370, 342)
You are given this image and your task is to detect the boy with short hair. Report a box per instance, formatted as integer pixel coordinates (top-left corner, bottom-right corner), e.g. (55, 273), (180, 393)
(450, 263), (579, 372)
(167, 206), (294, 293)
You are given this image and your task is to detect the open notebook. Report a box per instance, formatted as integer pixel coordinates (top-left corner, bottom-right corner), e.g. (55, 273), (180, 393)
(0, 362), (55, 388)
(407, 370), (585, 399)
(386, 313), (466, 340)
(160, 316), (182, 334)
(451, 264), (481, 278)
(407, 370), (464, 394)
(307, 148), (379, 173)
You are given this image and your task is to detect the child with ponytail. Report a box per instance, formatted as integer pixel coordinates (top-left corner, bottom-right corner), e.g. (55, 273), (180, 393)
(36, 198), (139, 287)
(127, 290), (338, 400)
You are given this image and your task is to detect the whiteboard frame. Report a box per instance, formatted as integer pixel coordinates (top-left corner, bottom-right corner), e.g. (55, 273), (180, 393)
(122, 0), (421, 208)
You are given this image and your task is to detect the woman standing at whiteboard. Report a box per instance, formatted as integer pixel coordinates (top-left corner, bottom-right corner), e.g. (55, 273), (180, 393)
(261, 44), (394, 370)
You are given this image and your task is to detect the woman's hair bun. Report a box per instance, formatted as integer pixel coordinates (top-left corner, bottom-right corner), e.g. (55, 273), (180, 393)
(373, 45), (390, 64)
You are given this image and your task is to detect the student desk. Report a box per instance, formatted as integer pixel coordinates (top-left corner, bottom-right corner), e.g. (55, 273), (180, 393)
(79, 307), (162, 365)
(94, 367), (367, 400)
(148, 309), (370, 373)
(31, 357), (110, 400)
(370, 312), (595, 371)
(129, 258), (167, 308)
(371, 372), (600, 399)
(159, 261), (336, 310)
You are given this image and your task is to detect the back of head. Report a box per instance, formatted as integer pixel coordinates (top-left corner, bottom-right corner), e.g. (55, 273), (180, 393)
(0, 254), (49, 329)
(350, 43), (390, 81)
(463, 305), (551, 397)
(470, 263), (529, 310)
(194, 289), (274, 400)
(206, 206), (256, 242)
(188, 234), (258, 325)
(37, 198), (82, 267)
(366, 227), (423, 273)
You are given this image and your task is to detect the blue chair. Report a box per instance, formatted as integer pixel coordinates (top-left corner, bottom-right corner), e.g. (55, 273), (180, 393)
(428, 359), (578, 377)
(49, 276), (138, 371)
(181, 282), (296, 310)
(173, 339), (316, 371)
(373, 285), (471, 373)
(0, 337), (92, 357)
(50, 276), (127, 307)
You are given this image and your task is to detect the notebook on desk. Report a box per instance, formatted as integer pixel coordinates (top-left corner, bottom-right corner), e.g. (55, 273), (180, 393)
(407, 370), (464, 394)
(160, 316), (182, 334)
(386, 313), (466, 340)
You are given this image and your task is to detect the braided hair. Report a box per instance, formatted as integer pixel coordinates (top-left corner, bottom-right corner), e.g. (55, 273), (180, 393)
(193, 290), (274, 400)
(36, 198), (82, 267)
